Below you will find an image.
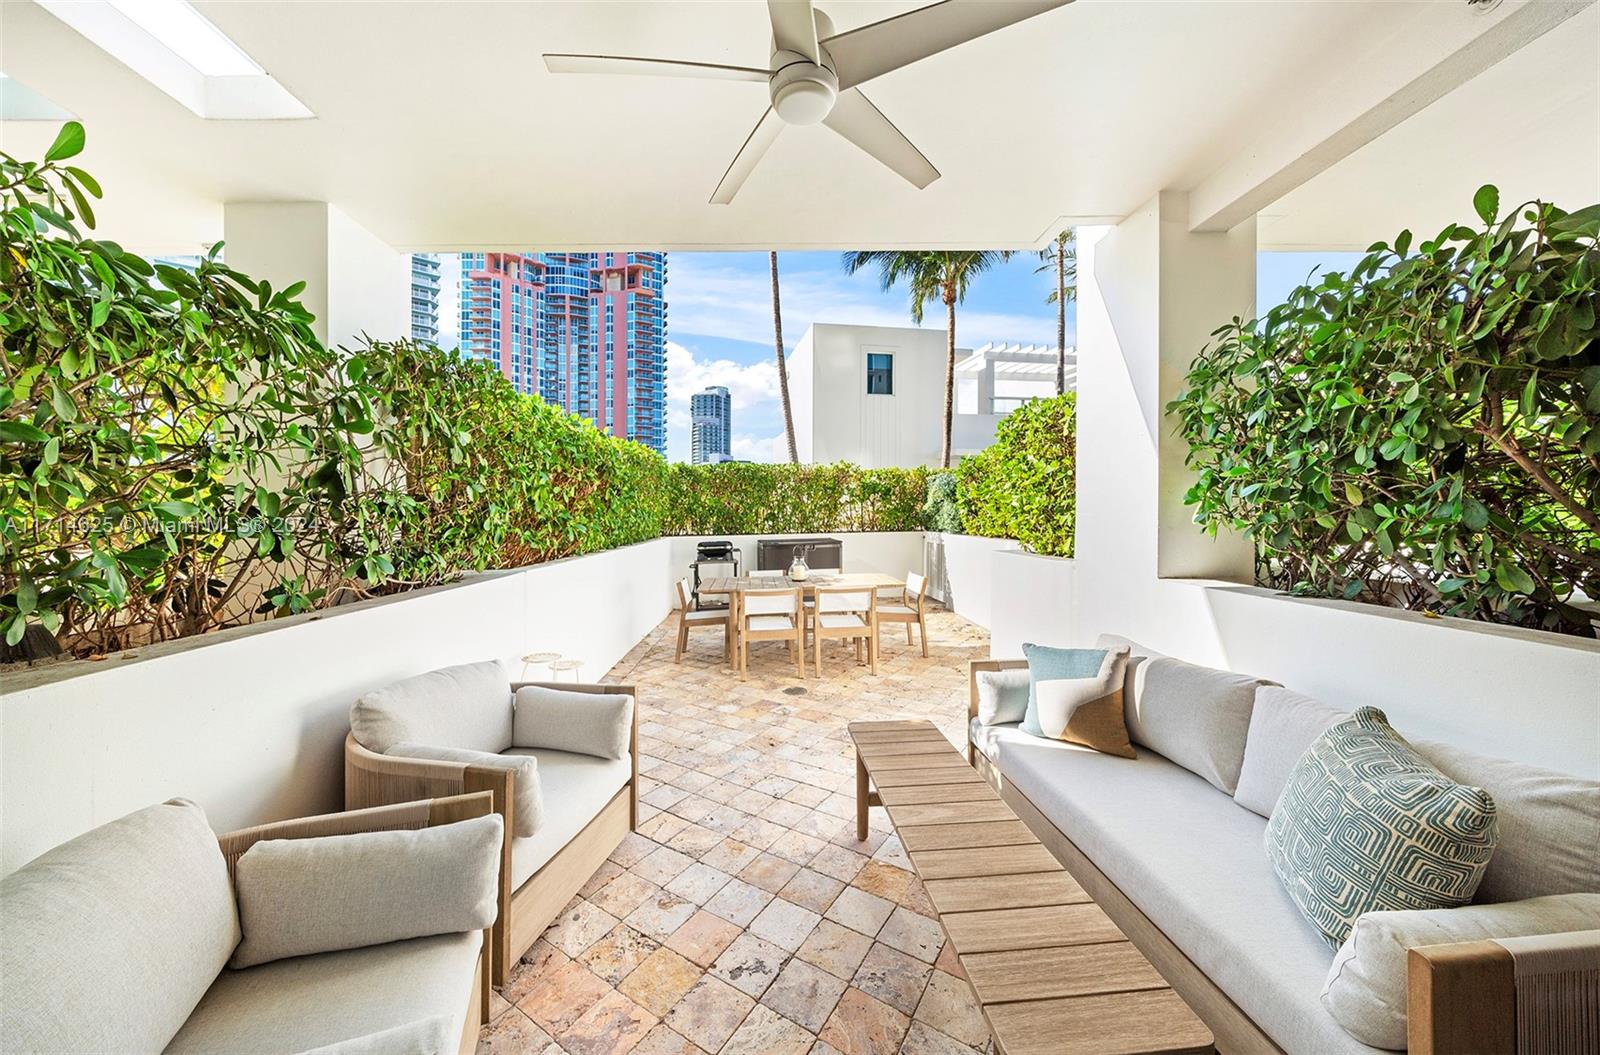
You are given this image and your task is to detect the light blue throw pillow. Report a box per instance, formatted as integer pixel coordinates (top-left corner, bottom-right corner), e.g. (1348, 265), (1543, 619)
(1265, 706), (1499, 947)
(1021, 643), (1113, 734)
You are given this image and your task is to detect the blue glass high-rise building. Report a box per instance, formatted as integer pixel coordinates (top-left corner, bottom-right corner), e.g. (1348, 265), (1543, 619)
(457, 251), (667, 454)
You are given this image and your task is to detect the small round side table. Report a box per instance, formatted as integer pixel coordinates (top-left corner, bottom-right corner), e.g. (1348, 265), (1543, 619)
(549, 658), (584, 683)
(521, 651), (562, 680)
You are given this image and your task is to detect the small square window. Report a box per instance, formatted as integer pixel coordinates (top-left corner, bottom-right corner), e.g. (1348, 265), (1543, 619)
(866, 353), (893, 395)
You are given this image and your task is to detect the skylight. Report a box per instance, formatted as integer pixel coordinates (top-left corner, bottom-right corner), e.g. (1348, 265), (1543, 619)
(103, 0), (262, 77)
(37, 0), (311, 119)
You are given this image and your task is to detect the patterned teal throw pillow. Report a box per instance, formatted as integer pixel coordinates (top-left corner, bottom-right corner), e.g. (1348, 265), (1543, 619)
(1266, 707), (1498, 947)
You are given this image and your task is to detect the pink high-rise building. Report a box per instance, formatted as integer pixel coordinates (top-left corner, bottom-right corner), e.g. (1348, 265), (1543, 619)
(457, 251), (667, 453)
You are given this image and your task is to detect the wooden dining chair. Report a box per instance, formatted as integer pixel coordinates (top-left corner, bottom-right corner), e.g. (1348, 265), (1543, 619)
(812, 586), (878, 677)
(674, 577), (731, 663)
(738, 587), (805, 680)
(876, 571), (929, 657)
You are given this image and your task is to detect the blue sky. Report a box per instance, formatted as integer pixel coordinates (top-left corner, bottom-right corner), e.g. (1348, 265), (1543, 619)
(436, 247), (1365, 462)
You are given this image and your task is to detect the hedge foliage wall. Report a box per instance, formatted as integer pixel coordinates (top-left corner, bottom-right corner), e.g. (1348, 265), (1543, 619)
(948, 394), (1077, 557)
(1171, 187), (1599, 637)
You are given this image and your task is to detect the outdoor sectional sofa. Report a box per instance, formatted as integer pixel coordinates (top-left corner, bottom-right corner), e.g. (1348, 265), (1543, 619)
(969, 636), (1600, 1055)
(344, 659), (638, 986)
(1, 793), (498, 1055)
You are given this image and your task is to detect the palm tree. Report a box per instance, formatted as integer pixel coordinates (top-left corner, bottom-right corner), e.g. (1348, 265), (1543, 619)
(842, 250), (1012, 468)
(1035, 230), (1076, 395)
(770, 251), (798, 463)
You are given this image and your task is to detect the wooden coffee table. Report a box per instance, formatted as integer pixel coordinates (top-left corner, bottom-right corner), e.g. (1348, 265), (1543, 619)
(849, 719), (1215, 1055)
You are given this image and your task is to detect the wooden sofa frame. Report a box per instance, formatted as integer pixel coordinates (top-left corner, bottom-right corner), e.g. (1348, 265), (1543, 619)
(344, 681), (639, 988)
(219, 792), (495, 1055)
(968, 659), (1544, 1055)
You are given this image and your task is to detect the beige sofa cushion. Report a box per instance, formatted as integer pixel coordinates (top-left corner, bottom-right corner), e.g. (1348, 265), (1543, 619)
(1414, 739), (1600, 904)
(296, 1016), (454, 1055)
(1322, 893), (1600, 1049)
(350, 660), (512, 754)
(231, 814), (502, 968)
(507, 747), (632, 890)
(974, 667), (1030, 726)
(388, 742), (542, 837)
(513, 685), (633, 760)
(166, 932), (480, 1054)
(1234, 686), (1348, 817)
(1, 799), (238, 1055)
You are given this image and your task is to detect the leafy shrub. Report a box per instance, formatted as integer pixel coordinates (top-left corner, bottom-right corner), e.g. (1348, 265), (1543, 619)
(956, 394), (1077, 556)
(1, 124), (383, 653)
(662, 462), (927, 535)
(921, 472), (962, 533)
(1170, 186), (1600, 636)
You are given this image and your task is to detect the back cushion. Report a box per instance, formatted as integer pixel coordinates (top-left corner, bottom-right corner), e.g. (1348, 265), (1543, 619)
(350, 659), (512, 754)
(513, 685), (634, 760)
(231, 813), (503, 968)
(1108, 643), (1271, 794)
(1234, 686), (1349, 817)
(0, 799), (238, 1054)
(387, 743), (543, 837)
(1414, 739), (1600, 904)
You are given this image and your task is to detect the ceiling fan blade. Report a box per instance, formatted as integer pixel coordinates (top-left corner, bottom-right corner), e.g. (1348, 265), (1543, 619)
(710, 108), (785, 204)
(823, 0), (1073, 90)
(822, 89), (940, 190)
(543, 54), (769, 82)
(767, 0), (820, 65)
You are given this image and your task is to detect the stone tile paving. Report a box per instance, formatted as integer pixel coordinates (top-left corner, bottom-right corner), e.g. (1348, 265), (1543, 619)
(479, 603), (993, 1055)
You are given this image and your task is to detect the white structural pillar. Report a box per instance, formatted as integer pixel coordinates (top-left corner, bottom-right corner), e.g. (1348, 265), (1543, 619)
(222, 202), (408, 348)
(1067, 192), (1256, 654)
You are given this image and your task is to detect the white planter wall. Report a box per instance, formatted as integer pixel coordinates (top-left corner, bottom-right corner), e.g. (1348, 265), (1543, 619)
(922, 532), (1021, 627)
(0, 531), (922, 875)
(988, 551), (1076, 658)
(1, 538), (677, 875)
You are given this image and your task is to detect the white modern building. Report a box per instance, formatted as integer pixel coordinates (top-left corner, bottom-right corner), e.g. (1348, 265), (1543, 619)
(789, 324), (1069, 468)
(409, 252), (440, 345)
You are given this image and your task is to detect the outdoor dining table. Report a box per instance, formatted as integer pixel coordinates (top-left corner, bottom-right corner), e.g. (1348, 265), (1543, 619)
(697, 572), (903, 663)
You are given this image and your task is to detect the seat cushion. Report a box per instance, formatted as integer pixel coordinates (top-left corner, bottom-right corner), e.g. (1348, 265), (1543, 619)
(995, 736), (1386, 1055)
(350, 660), (512, 754)
(1234, 686), (1348, 817)
(684, 609), (729, 624)
(165, 931), (480, 1054)
(508, 748), (632, 889)
(878, 604), (916, 617)
(817, 613), (867, 630)
(1, 799), (239, 1055)
(1412, 738), (1600, 904)
(747, 615), (797, 632)
(231, 814), (502, 968)
(1266, 708), (1498, 947)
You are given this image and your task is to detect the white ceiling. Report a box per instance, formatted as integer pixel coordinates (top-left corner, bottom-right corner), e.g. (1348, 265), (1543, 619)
(1, 0), (1594, 253)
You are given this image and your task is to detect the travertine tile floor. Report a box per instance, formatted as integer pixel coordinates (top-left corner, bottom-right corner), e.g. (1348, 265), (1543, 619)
(479, 604), (994, 1055)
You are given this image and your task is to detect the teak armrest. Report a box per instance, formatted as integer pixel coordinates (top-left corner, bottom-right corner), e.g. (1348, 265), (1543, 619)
(967, 659), (1029, 763)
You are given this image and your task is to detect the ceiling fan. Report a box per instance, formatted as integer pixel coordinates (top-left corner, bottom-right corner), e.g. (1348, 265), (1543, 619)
(543, 0), (1072, 204)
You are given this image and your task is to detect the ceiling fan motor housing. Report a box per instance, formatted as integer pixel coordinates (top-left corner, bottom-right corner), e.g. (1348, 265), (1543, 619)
(769, 53), (838, 124)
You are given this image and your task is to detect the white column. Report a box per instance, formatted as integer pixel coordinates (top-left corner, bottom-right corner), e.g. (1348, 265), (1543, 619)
(222, 202), (407, 348)
(1065, 191), (1255, 658)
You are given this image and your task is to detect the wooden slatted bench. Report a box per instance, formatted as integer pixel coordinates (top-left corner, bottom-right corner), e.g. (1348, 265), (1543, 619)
(850, 719), (1215, 1055)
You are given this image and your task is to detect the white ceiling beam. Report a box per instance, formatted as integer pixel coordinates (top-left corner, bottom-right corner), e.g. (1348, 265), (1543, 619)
(1187, 0), (1594, 234)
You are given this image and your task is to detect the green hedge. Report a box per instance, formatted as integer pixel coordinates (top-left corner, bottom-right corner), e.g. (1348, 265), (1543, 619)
(663, 462), (927, 536)
(952, 394), (1077, 557)
(1169, 186), (1599, 636)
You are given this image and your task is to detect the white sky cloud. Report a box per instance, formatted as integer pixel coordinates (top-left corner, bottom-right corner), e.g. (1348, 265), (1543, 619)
(665, 340), (784, 463)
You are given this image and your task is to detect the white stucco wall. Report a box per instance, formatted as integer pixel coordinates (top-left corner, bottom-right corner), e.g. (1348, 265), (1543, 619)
(1, 539), (677, 875)
(922, 532), (1021, 628)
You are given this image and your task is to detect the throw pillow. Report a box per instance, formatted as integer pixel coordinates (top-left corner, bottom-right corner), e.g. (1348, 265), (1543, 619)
(231, 813), (502, 968)
(1266, 707), (1499, 947)
(387, 742), (542, 837)
(350, 660), (513, 755)
(1322, 892), (1600, 1049)
(975, 667), (1030, 726)
(1121, 655), (1272, 795)
(513, 685), (633, 760)
(1021, 643), (1135, 759)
